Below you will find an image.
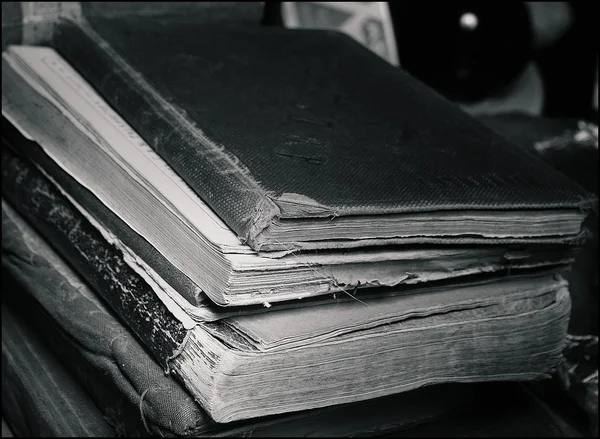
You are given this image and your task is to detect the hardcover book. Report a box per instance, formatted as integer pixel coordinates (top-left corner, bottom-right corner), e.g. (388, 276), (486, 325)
(44, 17), (594, 254)
(1, 248), (489, 437)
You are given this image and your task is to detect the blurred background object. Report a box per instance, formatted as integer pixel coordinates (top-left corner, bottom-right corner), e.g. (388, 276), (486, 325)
(594, 58), (598, 111)
(2, 2), (264, 49)
(390, 2), (533, 106)
(557, 334), (598, 437)
(270, 1), (598, 119)
(280, 2), (399, 65)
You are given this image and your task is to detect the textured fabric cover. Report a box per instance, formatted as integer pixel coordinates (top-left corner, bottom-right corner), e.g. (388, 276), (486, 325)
(2, 300), (115, 437)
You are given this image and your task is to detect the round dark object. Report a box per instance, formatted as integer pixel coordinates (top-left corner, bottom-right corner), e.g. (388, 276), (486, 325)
(389, 2), (533, 102)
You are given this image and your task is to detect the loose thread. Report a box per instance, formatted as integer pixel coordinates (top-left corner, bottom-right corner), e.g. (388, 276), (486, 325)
(139, 388), (153, 436)
(270, 238), (369, 307)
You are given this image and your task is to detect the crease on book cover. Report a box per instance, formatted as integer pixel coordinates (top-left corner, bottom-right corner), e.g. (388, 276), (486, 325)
(56, 18), (341, 249)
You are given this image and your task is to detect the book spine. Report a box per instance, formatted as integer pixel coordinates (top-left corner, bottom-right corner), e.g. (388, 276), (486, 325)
(2, 118), (206, 307)
(1, 146), (188, 369)
(51, 18), (280, 247)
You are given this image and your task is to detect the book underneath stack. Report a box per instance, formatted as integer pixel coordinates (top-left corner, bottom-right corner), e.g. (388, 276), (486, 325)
(1, 12), (597, 434)
(0, 213), (585, 437)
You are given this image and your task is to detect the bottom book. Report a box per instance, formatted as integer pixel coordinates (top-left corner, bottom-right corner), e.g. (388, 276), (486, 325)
(0, 206), (476, 437)
(2, 276), (584, 437)
(1, 202), (583, 437)
(1, 146), (575, 423)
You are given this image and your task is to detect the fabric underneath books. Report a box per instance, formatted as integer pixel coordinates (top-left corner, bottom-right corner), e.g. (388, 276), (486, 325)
(1, 299), (115, 437)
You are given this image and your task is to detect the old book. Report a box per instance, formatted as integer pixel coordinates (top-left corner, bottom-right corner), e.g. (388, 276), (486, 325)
(1, 260), (582, 437)
(1, 190), (573, 422)
(0, 44), (583, 307)
(47, 17), (594, 254)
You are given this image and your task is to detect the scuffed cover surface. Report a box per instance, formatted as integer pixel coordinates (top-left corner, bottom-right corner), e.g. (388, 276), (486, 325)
(1, 146), (188, 367)
(1, 234), (213, 436)
(51, 17), (595, 249)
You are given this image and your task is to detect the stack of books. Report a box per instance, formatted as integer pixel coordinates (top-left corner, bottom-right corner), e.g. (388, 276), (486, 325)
(2, 12), (596, 436)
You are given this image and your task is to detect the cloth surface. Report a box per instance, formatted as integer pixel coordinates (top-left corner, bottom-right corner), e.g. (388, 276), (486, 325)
(2, 300), (115, 437)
